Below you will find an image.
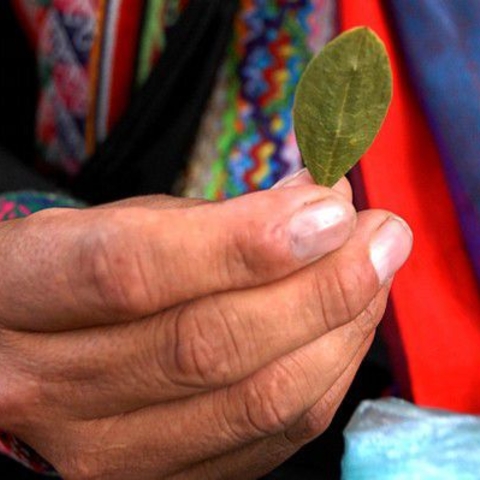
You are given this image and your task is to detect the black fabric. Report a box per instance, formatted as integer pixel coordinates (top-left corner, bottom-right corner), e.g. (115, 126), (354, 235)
(0, 148), (56, 194)
(0, 456), (47, 480)
(0, 6), (55, 475)
(0, 1), (37, 166)
(72, 0), (240, 204)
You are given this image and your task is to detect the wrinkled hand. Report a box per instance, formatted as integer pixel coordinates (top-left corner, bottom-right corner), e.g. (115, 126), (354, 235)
(0, 170), (412, 480)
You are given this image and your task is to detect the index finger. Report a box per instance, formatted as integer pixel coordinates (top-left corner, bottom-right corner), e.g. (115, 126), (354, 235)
(0, 185), (356, 331)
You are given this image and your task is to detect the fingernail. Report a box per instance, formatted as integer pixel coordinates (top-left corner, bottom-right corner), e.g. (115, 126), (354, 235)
(271, 168), (312, 189)
(369, 216), (413, 284)
(289, 198), (354, 261)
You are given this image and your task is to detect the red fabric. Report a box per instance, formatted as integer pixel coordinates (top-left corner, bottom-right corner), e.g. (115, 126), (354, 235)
(0, 431), (53, 474)
(107, 0), (145, 132)
(339, 1), (480, 412)
(10, 0), (46, 47)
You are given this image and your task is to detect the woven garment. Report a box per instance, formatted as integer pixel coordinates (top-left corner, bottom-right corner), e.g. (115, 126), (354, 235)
(0, 191), (82, 221)
(12, 0), (337, 198)
(12, 0), (188, 175)
(183, 0), (337, 199)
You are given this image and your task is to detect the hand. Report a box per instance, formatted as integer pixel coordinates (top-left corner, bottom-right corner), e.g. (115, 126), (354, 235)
(0, 170), (412, 479)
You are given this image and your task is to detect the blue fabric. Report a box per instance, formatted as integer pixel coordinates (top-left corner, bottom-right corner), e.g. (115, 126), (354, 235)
(342, 398), (480, 479)
(0, 191), (83, 222)
(387, 0), (480, 283)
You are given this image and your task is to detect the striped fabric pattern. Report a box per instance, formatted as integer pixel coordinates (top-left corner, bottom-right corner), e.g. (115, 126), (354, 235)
(12, 0), (188, 175)
(183, 0), (337, 199)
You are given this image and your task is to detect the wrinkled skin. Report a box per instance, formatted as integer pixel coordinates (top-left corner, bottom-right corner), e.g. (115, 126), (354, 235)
(0, 171), (412, 479)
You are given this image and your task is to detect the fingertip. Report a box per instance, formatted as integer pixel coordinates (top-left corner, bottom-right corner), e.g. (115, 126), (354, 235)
(331, 177), (353, 202)
(369, 215), (413, 285)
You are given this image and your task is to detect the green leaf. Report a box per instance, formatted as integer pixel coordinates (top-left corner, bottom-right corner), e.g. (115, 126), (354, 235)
(293, 27), (393, 186)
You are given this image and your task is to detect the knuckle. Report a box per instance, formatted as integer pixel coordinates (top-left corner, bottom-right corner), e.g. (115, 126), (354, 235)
(315, 257), (373, 330)
(285, 381), (345, 445)
(302, 390), (338, 436)
(242, 361), (306, 438)
(353, 293), (385, 338)
(22, 207), (73, 225)
(80, 210), (156, 316)
(287, 403), (335, 444)
(167, 298), (243, 387)
(222, 219), (285, 287)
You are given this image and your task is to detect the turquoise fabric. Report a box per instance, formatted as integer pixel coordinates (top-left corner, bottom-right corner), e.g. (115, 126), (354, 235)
(0, 191), (83, 221)
(342, 398), (480, 480)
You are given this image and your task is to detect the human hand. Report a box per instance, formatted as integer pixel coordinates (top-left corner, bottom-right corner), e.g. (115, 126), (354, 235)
(0, 170), (412, 479)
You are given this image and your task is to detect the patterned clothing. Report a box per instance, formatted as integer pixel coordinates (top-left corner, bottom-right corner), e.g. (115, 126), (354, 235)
(0, 191), (83, 221)
(12, 0), (188, 174)
(185, 0), (336, 199)
(12, 0), (335, 196)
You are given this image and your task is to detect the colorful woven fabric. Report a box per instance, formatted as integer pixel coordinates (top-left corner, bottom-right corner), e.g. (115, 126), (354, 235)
(13, 0), (100, 175)
(13, 0), (337, 198)
(183, 0), (337, 199)
(12, 0), (188, 175)
(137, 0), (189, 86)
(0, 191), (82, 221)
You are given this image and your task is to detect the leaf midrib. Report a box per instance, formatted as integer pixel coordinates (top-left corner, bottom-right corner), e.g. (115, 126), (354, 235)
(323, 30), (367, 183)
